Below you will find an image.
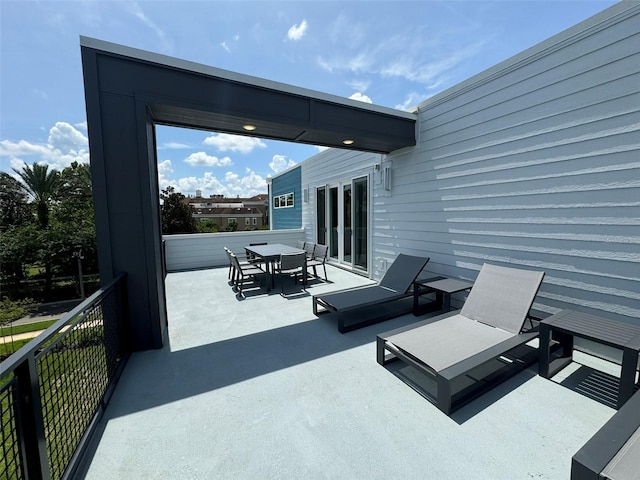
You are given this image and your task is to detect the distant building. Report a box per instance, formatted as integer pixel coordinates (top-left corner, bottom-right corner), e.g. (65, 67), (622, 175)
(183, 194), (268, 230)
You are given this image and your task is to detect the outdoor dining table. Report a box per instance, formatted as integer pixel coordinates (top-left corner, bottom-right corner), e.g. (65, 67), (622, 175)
(244, 243), (306, 292)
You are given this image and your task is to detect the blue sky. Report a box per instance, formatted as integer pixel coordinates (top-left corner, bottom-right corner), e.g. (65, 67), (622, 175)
(0, 0), (618, 198)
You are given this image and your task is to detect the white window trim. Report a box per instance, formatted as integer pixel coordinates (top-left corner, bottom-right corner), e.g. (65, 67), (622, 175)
(274, 192), (294, 209)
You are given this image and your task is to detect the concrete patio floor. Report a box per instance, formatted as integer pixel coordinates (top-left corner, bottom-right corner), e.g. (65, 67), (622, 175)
(78, 265), (617, 479)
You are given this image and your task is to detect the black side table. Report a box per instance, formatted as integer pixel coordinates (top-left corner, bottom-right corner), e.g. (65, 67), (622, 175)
(539, 309), (640, 409)
(413, 277), (473, 316)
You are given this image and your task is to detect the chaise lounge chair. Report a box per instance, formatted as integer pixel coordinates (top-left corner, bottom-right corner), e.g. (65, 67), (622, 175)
(377, 263), (544, 415)
(571, 387), (640, 480)
(312, 253), (430, 333)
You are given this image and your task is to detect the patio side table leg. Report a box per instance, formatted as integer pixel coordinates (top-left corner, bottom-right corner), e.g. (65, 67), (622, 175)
(443, 293), (452, 312)
(539, 323), (552, 378)
(618, 348), (638, 408)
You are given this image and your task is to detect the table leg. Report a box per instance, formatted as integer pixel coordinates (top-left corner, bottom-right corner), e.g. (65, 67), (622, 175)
(539, 323), (552, 378)
(265, 260), (272, 292)
(413, 283), (420, 316)
(443, 293), (452, 312)
(618, 348), (638, 408)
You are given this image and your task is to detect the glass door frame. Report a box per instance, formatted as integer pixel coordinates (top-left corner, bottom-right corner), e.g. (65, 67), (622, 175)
(316, 174), (370, 273)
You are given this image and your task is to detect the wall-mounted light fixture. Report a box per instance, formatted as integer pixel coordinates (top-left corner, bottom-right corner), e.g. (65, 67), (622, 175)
(384, 166), (392, 191)
(303, 188), (309, 203)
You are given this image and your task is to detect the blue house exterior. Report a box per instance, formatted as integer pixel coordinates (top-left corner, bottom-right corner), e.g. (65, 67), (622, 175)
(270, 165), (302, 230)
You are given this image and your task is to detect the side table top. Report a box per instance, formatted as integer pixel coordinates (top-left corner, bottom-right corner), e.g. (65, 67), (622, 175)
(417, 277), (473, 294)
(541, 309), (640, 350)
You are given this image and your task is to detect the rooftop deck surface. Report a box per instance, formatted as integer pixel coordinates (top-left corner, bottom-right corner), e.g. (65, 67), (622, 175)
(79, 265), (617, 479)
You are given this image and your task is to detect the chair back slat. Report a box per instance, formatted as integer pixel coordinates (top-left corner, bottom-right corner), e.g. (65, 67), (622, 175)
(280, 252), (306, 271)
(304, 242), (316, 258)
(379, 254), (429, 293)
(312, 244), (327, 260)
(461, 263), (544, 334)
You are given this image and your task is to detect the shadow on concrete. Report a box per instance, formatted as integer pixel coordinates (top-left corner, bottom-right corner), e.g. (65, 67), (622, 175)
(559, 364), (621, 409)
(385, 356), (538, 425)
(99, 312), (415, 419)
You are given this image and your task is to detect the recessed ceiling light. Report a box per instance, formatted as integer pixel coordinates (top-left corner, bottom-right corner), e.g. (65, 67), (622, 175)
(243, 124), (257, 131)
(342, 139), (354, 145)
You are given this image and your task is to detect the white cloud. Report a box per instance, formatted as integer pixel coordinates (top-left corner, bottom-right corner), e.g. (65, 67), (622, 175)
(184, 151), (232, 167)
(203, 133), (266, 153)
(157, 159), (174, 188)
(159, 141), (191, 150)
(316, 26), (485, 92)
(349, 92), (372, 104)
(48, 122), (88, 152)
(269, 154), (296, 173)
(159, 167), (267, 198)
(287, 19), (308, 41)
(223, 169), (267, 197)
(347, 52), (374, 73)
(0, 140), (52, 158)
(221, 41), (230, 53)
(126, 2), (173, 54)
(329, 14), (366, 48)
(395, 92), (429, 111)
(0, 121), (89, 171)
(348, 79), (371, 92)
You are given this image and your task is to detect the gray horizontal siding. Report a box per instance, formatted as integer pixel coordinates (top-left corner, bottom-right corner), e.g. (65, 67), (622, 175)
(377, 4), (640, 323)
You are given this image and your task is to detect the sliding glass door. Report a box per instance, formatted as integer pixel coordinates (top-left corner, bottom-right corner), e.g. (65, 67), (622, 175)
(317, 176), (368, 272)
(353, 177), (367, 270)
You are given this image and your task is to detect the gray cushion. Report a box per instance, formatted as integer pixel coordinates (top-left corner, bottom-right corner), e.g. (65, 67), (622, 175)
(387, 314), (513, 372)
(461, 263), (544, 335)
(601, 426), (640, 480)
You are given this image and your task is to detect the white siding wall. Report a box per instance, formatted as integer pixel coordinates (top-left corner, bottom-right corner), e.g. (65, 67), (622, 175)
(163, 229), (305, 271)
(300, 3), (640, 324)
(383, 3), (640, 323)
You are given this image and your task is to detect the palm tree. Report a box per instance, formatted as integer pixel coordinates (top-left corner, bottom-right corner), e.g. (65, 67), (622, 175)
(12, 162), (61, 228)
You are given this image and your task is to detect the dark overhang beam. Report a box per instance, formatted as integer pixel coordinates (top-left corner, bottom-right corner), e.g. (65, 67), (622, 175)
(80, 36), (417, 154)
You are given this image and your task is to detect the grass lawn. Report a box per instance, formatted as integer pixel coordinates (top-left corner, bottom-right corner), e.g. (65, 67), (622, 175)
(0, 319), (58, 337)
(0, 319), (59, 360)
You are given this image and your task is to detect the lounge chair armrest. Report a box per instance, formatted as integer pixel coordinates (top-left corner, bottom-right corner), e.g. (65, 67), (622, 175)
(571, 389), (640, 479)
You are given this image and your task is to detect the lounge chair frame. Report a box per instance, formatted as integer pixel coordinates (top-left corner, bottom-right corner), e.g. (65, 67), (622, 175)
(312, 254), (430, 333)
(377, 312), (539, 414)
(571, 388), (640, 480)
(377, 263), (544, 414)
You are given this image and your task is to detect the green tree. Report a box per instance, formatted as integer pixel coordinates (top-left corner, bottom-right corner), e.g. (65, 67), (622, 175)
(12, 162), (61, 228)
(196, 218), (219, 233)
(51, 162), (98, 275)
(0, 172), (33, 230)
(160, 186), (196, 234)
(2, 162), (98, 300)
(0, 223), (38, 286)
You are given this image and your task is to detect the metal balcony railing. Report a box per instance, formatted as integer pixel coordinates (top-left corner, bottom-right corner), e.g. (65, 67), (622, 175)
(0, 274), (129, 480)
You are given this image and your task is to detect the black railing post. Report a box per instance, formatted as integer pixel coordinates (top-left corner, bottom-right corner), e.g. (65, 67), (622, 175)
(15, 356), (51, 480)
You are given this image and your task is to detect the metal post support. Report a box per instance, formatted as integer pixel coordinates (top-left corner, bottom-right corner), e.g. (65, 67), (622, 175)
(15, 356), (51, 480)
